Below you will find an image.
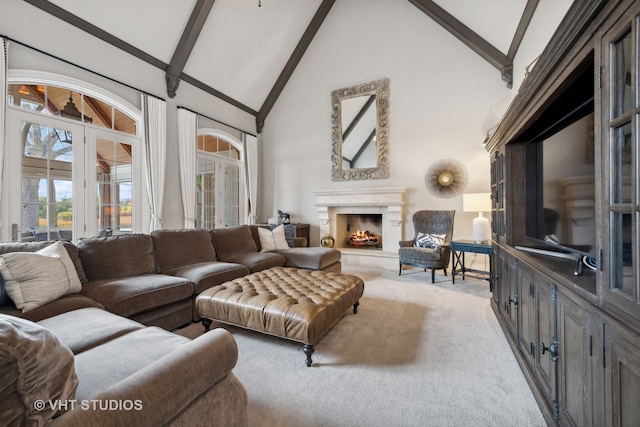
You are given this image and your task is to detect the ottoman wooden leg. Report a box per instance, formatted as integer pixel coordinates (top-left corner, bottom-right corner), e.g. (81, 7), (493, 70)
(303, 344), (315, 367)
(353, 300), (360, 314)
(202, 318), (212, 332)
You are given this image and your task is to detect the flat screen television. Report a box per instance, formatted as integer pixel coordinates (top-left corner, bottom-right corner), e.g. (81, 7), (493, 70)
(519, 54), (597, 267)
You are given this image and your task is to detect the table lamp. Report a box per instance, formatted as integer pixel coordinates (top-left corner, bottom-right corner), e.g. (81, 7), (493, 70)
(463, 193), (492, 243)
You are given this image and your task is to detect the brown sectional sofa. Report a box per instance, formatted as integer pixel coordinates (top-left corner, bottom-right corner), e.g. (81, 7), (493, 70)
(0, 225), (340, 426)
(0, 225), (341, 330)
(1, 308), (248, 426)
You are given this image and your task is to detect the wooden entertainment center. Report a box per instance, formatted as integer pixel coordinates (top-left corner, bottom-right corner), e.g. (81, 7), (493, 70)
(486, 0), (640, 425)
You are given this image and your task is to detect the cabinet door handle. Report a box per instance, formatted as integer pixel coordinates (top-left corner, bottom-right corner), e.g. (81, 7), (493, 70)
(508, 295), (518, 309)
(540, 339), (558, 360)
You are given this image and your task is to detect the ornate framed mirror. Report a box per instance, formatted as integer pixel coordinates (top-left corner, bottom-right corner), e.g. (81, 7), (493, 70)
(331, 78), (389, 181)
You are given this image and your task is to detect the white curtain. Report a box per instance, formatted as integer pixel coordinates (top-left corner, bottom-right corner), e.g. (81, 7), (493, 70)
(141, 94), (167, 231)
(177, 108), (197, 228)
(0, 38), (7, 235)
(244, 133), (258, 225)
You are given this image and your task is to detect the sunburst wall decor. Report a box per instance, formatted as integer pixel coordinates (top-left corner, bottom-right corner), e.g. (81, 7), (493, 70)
(425, 159), (468, 198)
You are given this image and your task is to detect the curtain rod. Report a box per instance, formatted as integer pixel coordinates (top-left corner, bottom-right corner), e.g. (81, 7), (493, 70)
(177, 106), (256, 138)
(1, 34), (165, 101)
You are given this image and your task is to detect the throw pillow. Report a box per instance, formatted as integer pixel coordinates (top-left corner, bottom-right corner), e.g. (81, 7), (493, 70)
(0, 241), (83, 312)
(414, 232), (446, 250)
(0, 315), (78, 424)
(258, 225), (291, 252)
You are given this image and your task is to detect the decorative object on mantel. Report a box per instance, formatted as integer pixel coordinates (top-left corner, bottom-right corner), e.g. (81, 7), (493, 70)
(462, 193), (492, 243)
(277, 210), (291, 225)
(321, 234), (335, 248)
(425, 159), (468, 198)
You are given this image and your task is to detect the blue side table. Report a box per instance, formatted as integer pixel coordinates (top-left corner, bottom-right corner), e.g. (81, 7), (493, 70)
(451, 239), (492, 290)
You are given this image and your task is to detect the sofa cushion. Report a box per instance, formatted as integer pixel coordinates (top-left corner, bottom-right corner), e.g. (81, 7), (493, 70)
(0, 273), (6, 306)
(0, 315), (78, 425)
(275, 247), (342, 270)
(38, 307), (145, 354)
(73, 326), (191, 401)
(210, 226), (258, 260)
(151, 229), (217, 273)
(223, 252), (286, 273)
(165, 261), (250, 294)
(0, 241), (82, 312)
(0, 241), (53, 255)
(0, 293), (104, 322)
(77, 234), (156, 281)
(81, 274), (193, 318)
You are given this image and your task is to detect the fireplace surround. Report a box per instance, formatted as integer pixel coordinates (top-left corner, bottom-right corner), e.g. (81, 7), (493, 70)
(314, 187), (407, 268)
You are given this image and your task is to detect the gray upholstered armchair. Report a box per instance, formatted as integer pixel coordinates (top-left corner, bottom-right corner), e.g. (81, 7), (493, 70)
(398, 210), (456, 283)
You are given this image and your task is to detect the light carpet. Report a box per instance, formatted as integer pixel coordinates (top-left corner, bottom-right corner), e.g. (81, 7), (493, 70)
(177, 266), (546, 427)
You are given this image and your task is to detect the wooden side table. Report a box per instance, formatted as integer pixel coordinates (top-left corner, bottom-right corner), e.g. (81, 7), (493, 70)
(451, 239), (492, 289)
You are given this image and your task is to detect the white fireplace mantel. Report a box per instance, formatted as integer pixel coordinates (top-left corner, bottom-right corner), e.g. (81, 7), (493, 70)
(313, 187), (407, 256)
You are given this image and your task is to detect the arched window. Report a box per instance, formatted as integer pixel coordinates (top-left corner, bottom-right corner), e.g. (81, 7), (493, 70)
(2, 71), (147, 241)
(196, 129), (244, 229)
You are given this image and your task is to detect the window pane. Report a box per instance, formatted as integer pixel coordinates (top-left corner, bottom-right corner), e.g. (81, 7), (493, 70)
(224, 163), (240, 227)
(84, 95), (112, 130)
(613, 29), (632, 118)
(612, 122), (633, 204)
(53, 179), (73, 237)
(196, 156), (216, 230)
(114, 109), (137, 135)
(611, 212), (634, 297)
(96, 137), (133, 234)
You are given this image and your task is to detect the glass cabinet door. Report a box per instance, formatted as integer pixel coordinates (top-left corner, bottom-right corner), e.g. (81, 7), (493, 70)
(601, 11), (640, 318)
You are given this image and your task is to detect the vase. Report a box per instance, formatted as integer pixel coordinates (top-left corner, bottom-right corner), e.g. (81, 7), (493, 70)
(321, 234), (335, 248)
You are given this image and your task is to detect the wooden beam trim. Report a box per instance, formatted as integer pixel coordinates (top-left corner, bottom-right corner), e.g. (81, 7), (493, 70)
(179, 73), (258, 116)
(166, 0), (215, 97)
(257, 0), (336, 132)
(507, 0), (539, 60)
(22, 0), (256, 119)
(407, 0), (511, 71)
(23, 0), (167, 71)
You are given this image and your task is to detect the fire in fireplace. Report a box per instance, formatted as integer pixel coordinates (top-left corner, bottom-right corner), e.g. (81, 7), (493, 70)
(337, 213), (383, 249)
(345, 230), (381, 248)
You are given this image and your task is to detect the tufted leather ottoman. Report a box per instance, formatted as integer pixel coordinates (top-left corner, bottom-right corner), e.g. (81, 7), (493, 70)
(196, 267), (364, 366)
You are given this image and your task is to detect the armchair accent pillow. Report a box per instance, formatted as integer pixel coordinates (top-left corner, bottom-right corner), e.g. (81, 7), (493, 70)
(414, 232), (446, 250)
(258, 225), (291, 252)
(0, 241), (82, 312)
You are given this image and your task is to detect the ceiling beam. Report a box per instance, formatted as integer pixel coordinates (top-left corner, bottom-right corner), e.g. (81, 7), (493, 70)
(22, 0), (256, 119)
(407, 0), (513, 88)
(166, 0), (215, 98)
(23, 0), (166, 70)
(256, 0), (336, 133)
(507, 0), (539, 60)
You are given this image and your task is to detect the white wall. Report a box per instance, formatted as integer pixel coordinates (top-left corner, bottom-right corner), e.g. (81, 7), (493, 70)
(0, 0), (572, 237)
(260, 0), (572, 246)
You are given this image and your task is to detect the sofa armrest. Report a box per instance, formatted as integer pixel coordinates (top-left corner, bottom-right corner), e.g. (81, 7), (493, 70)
(292, 237), (307, 247)
(51, 328), (242, 427)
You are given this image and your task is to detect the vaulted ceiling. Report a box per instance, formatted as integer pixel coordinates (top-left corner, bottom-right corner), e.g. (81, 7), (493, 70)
(22, 0), (539, 131)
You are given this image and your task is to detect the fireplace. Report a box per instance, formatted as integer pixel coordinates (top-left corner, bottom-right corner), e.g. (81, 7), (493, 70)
(337, 214), (382, 249)
(314, 187), (407, 267)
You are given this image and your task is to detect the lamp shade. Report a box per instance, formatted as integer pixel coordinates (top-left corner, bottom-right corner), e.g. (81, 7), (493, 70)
(463, 193), (492, 213)
(463, 193), (492, 243)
